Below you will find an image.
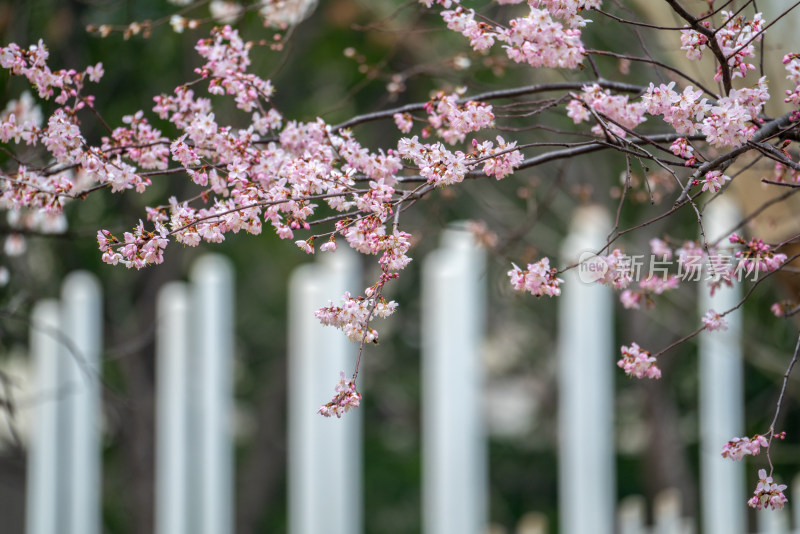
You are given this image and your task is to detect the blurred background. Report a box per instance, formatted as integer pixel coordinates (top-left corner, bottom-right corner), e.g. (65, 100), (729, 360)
(0, 1), (799, 533)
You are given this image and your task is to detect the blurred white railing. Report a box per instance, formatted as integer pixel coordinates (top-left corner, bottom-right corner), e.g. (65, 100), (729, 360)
(17, 214), (795, 534)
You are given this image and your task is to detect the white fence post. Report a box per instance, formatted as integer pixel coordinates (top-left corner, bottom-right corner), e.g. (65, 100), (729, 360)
(421, 226), (487, 534)
(25, 300), (64, 534)
(26, 272), (103, 534)
(288, 248), (362, 534)
(61, 272), (103, 534)
(618, 495), (647, 534)
(792, 474), (800, 532)
(654, 488), (693, 534)
(699, 198), (746, 534)
(558, 206), (614, 534)
(191, 255), (235, 534)
(516, 512), (548, 534)
(155, 282), (191, 534)
(757, 508), (789, 534)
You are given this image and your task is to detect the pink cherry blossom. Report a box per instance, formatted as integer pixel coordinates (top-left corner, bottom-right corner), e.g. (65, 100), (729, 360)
(508, 258), (563, 297)
(729, 234), (788, 277)
(315, 291), (397, 343)
(680, 11), (764, 81)
(472, 136), (524, 180)
(441, 7), (496, 52)
(497, 7), (586, 69)
(702, 309), (728, 331)
(595, 249), (633, 290)
(393, 112), (413, 133)
(700, 170), (730, 194)
(317, 371), (362, 418)
(721, 434), (769, 460)
(748, 469), (788, 510)
(567, 83), (646, 138)
(617, 342), (661, 379)
(649, 238), (673, 260)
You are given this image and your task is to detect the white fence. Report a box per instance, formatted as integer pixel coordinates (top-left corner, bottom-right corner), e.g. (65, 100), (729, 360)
(13, 211), (797, 534)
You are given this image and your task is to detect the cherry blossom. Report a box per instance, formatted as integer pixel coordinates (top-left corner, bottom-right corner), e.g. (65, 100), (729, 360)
(567, 84), (646, 138)
(497, 7), (587, 69)
(315, 291), (398, 344)
(472, 136), (524, 180)
(721, 434), (769, 460)
(680, 11), (764, 81)
(748, 469), (788, 511)
(729, 233), (788, 277)
(620, 274), (679, 310)
(699, 170), (730, 194)
(507, 258), (563, 298)
(669, 137), (695, 165)
(702, 309), (728, 332)
(595, 249), (633, 290)
(441, 7), (496, 52)
(617, 343), (661, 379)
(317, 371), (362, 418)
(649, 238), (673, 260)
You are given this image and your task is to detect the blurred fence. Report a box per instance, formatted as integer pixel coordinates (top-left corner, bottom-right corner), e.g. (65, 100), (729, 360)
(16, 209), (799, 534)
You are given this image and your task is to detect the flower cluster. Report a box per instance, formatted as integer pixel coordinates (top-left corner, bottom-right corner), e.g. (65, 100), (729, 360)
(771, 301), (792, 317)
(0, 91), (42, 145)
(393, 112), (414, 134)
(649, 238), (672, 259)
(315, 292), (398, 344)
(498, 7), (586, 69)
(748, 469), (788, 511)
(721, 434), (769, 460)
(699, 170), (730, 194)
(441, 7), (496, 52)
(530, 0), (602, 28)
(642, 82), (709, 136)
(103, 111), (169, 171)
(642, 78), (768, 148)
(595, 249), (633, 289)
(194, 25), (275, 113)
(680, 11), (764, 81)
(566, 84), (646, 138)
(97, 222), (169, 269)
(617, 342), (661, 379)
(423, 90), (495, 144)
(507, 258), (563, 297)
(620, 275), (679, 310)
(317, 371), (362, 418)
(729, 233), (788, 276)
(0, 39), (103, 104)
(669, 137), (695, 165)
(784, 53), (800, 105)
(702, 309), (729, 331)
(431, 0), (601, 68)
(769, 161), (800, 184)
(471, 136), (524, 180)
(397, 136), (468, 186)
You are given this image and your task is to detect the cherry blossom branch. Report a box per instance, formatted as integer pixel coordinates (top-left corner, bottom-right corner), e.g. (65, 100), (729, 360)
(765, 331), (800, 468)
(665, 0), (734, 94)
(762, 179), (800, 188)
(586, 49), (717, 97)
(748, 141), (800, 172)
(725, 1), (800, 66)
(675, 112), (800, 204)
(331, 80), (646, 131)
(651, 251), (800, 360)
(593, 8), (689, 31)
